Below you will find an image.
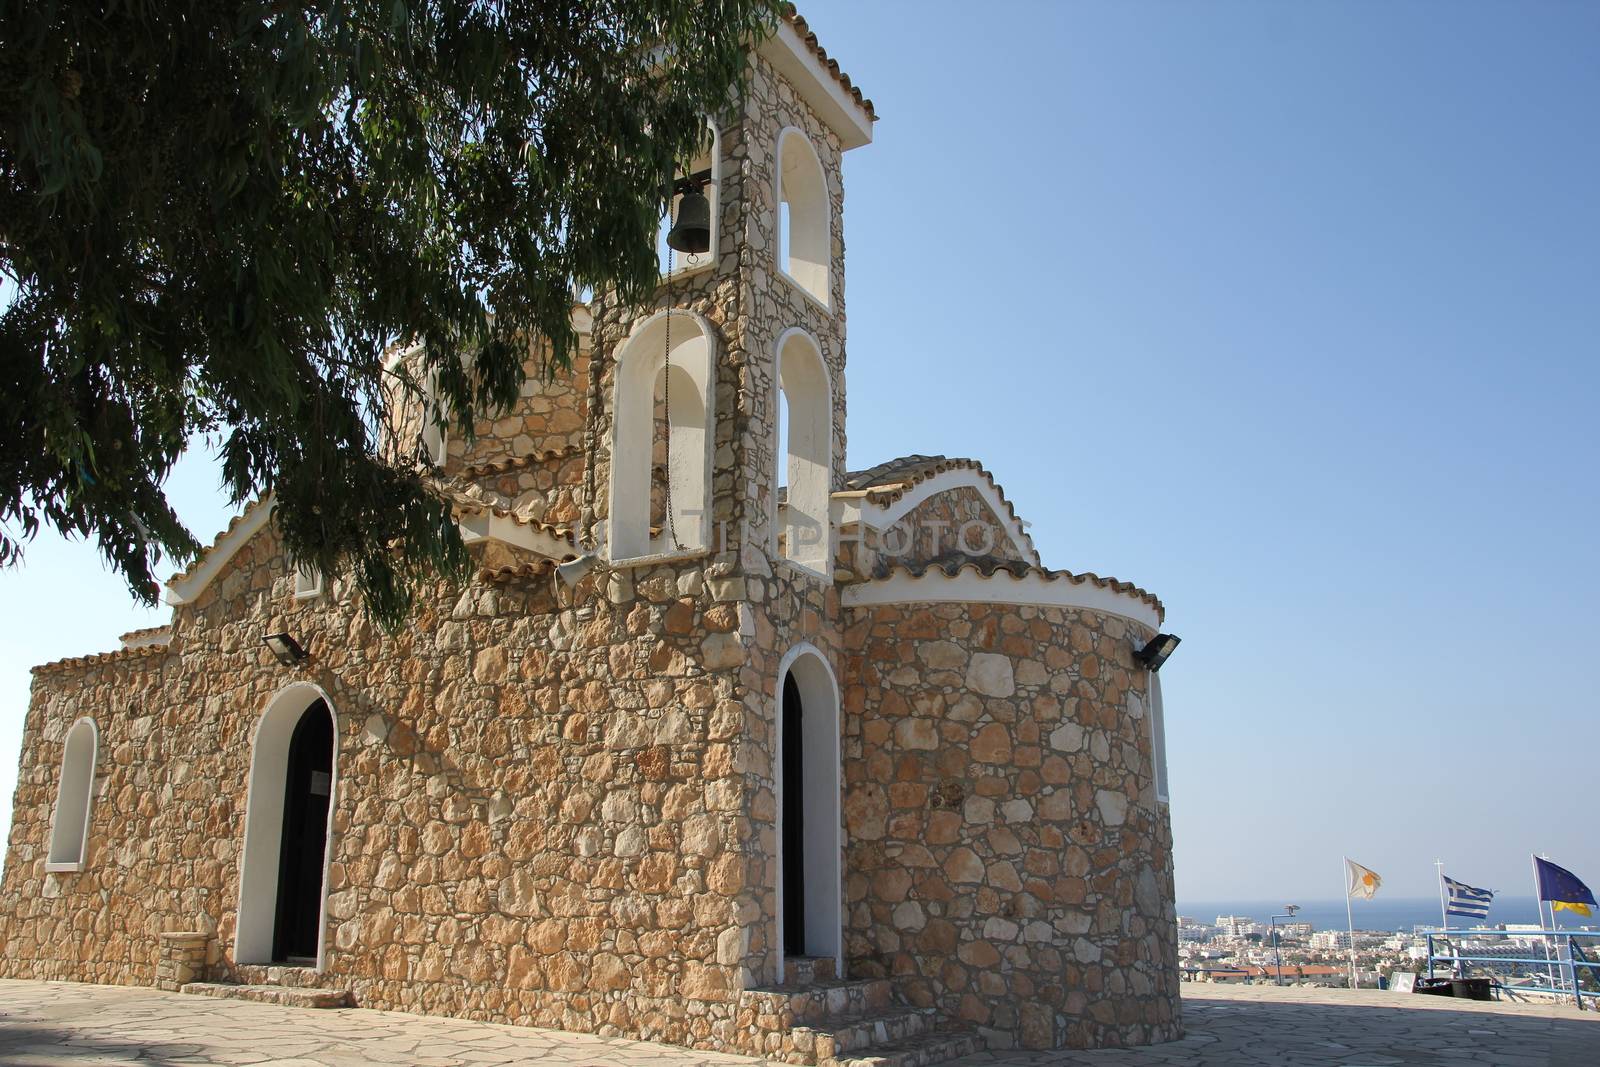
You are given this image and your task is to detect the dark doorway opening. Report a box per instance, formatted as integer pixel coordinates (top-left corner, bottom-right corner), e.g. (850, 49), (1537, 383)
(272, 699), (332, 963)
(782, 672), (805, 958)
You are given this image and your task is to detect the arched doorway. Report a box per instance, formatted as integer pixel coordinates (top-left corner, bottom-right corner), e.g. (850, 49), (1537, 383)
(776, 645), (842, 979)
(238, 684), (338, 967)
(272, 701), (333, 961)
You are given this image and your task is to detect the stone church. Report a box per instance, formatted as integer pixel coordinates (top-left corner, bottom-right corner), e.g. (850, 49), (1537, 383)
(0, 9), (1182, 1061)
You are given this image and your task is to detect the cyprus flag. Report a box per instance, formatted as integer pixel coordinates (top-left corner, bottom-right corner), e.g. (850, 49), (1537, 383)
(1346, 858), (1382, 900)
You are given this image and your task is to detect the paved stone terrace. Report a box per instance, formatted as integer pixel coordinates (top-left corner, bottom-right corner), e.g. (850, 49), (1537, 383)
(969, 984), (1600, 1067)
(2, 979), (1597, 1066)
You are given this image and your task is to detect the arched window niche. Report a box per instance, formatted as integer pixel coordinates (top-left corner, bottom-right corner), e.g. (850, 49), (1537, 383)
(775, 127), (830, 308)
(658, 119), (721, 278)
(45, 717), (97, 872)
(774, 329), (832, 574)
(608, 309), (717, 562)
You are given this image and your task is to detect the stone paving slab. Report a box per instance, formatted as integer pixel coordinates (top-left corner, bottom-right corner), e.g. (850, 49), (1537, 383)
(0, 980), (771, 1066)
(3, 979), (1597, 1067)
(961, 985), (1600, 1067)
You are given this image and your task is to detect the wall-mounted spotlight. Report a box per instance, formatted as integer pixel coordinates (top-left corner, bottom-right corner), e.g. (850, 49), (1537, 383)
(555, 554), (598, 588)
(1134, 633), (1181, 672)
(262, 632), (309, 666)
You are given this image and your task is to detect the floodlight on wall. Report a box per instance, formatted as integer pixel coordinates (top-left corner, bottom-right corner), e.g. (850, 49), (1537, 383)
(1133, 633), (1181, 672)
(555, 554), (598, 588)
(262, 632), (308, 666)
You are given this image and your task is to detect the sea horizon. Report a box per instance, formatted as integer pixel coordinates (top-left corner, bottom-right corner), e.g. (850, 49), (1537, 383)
(1174, 896), (1588, 933)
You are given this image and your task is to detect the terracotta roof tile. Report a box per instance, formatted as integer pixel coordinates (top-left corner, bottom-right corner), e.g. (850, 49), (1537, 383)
(33, 643), (169, 676)
(458, 445), (581, 481)
(117, 625), (171, 644)
(781, 4), (877, 121)
(857, 556), (1165, 622)
(446, 495), (576, 544)
(477, 559), (562, 584)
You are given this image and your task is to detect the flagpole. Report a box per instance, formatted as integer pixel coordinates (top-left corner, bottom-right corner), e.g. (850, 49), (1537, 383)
(1435, 859), (1448, 932)
(1344, 857), (1358, 989)
(1533, 853), (1558, 995)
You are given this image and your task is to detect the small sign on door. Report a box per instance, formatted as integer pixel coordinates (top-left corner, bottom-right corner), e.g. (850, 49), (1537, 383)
(309, 771), (331, 796)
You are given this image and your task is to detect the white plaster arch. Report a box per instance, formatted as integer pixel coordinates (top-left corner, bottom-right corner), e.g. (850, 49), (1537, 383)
(774, 642), (843, 981)
(608, 309), (717, 562)
(775, 126), (830, 308)
(833, 466), (1042, 568)
(236, 682), (339, 969)
(773, 328), (833, 575)
(45, 717), (98, 872)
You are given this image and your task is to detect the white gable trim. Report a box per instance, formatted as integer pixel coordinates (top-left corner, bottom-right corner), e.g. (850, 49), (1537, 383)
(842, 568), (1162, 632)
(757, 21), (874, 151)
(833, 468), (1041, 567)
(162, 498), (275, 606)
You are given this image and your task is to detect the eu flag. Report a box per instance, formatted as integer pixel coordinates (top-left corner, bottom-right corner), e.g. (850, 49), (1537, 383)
(1534, 857), (1597, 917)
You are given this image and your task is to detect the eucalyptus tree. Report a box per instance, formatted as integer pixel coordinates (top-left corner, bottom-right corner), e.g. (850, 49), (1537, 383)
(0, 0), (778, 624)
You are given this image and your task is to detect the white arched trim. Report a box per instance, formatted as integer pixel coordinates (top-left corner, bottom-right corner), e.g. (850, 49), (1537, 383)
(774, 642), (843, 983)
(842, 568), (1163, 632)
(775, 126), (830, 309)
(236, 682), (339, 970)
(607, 309), (717, 563)
(773, 328), (833, 576)
(832, 467), (1041, 568)
(45, 717), (98, 873)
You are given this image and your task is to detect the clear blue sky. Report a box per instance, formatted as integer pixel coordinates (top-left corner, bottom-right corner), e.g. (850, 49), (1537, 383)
(2, 1), (1596, 904)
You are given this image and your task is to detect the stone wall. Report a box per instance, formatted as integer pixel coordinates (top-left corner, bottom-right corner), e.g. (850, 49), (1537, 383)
(0, 524), (768, 1049)
(447, 345), (593, 476)
(841, 600), (1181, 1050)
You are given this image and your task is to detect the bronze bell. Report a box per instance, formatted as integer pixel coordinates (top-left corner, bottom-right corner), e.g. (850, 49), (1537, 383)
(665, 185), (712, 255)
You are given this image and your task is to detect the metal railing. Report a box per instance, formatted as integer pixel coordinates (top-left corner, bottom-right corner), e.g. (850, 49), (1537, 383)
(1424, 928), (1600, 1007)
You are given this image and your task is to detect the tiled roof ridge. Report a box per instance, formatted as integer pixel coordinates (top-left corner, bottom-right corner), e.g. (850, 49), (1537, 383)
(33, 643), (170, 676)
(117, 625), (171, 643)
(841, 454), (1041, 564)
(458, 446), (581, 480)
(477, 559), (567, 584)
(780, 4), (877, 121)
(164, 498), (269, 586)
(861, 557), (1165, 621)
(445, 494), (576, 543)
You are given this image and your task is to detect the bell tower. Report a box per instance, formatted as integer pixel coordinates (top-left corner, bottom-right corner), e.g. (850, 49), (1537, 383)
(586, 11), (874, 571)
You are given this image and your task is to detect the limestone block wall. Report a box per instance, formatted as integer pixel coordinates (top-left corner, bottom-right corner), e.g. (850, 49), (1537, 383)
(841, 600), (1181, 1051)
(447, 346), (593, 475)
(0, 524), (766, 1050)
(736, 562), (846, 986)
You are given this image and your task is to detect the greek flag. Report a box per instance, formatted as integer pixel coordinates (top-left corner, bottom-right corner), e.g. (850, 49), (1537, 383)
(1444, 875), (1494, 920)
